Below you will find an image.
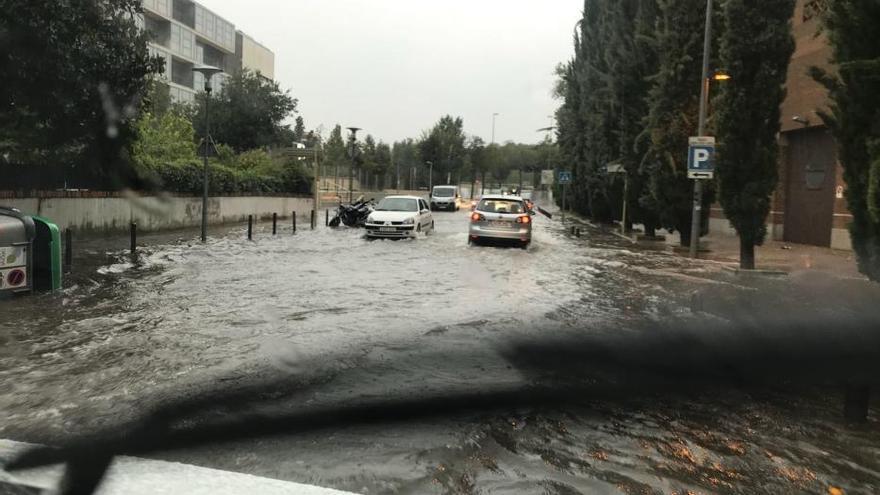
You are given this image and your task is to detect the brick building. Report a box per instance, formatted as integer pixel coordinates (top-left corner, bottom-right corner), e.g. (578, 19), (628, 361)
(710, 0), (851, 250)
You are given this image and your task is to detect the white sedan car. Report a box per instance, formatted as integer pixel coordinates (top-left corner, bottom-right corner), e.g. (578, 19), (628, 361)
(365, 196), (434, 239)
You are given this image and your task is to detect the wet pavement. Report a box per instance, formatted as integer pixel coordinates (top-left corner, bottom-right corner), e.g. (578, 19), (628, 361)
(1, 193), (879, 494)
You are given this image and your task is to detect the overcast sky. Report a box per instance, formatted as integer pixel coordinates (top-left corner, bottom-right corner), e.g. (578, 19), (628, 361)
(203, 0), (582, 145)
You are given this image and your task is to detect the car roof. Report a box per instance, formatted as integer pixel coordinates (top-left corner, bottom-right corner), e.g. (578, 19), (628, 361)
(432, 185), (456, 188)
(382, 195), (422, 200)
(480, 194), (524, 201)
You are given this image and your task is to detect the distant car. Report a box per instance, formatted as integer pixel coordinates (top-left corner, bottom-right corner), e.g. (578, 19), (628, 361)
(430, 185), (463, 211)
(468, 195), (532, 248)
(365, 196), (434, 239)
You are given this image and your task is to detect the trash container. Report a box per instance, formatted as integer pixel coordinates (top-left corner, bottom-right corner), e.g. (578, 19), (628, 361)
(0, 207), (36, 295)
(32, 216), (62, 291)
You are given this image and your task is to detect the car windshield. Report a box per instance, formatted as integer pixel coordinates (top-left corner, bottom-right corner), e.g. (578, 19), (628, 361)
(375, 198), (418, 212)
(4, 2), (880, 495)
(478, 199), (524, 214)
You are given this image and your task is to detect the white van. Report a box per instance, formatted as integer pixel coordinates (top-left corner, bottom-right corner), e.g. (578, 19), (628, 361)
(430, 185), (462, 211)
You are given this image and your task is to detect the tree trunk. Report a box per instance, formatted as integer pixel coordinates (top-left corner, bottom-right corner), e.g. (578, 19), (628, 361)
(740, 236), (756, 270)
(678, 225), (691, 247)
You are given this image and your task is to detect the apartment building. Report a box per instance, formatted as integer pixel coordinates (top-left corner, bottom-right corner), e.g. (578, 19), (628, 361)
(139, 0), (275, 103)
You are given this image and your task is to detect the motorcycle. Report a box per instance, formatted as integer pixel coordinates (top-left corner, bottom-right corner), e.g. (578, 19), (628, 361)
(329, 196), (374, 228)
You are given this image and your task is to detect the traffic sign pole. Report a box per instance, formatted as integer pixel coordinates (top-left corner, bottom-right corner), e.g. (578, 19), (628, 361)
(690, 0), (714, 259)
(562, 183), (566, 223)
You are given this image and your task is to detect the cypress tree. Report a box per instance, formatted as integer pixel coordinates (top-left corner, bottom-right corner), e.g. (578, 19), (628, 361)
(812, 0), (880, 281)
(642, 0), (715, 246)
(715, 0), (795, 269)
(607, 0), (660, 234)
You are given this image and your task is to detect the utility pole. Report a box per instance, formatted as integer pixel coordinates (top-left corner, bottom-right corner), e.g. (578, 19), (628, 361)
(491, 113), (499, 144)
(427, 161), (433, 192)
(689, 0), (713, 258)
(346, 127), (361, 203)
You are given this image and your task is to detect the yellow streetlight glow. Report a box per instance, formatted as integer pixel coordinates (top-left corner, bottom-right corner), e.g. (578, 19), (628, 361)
(713, 70), (732, 81)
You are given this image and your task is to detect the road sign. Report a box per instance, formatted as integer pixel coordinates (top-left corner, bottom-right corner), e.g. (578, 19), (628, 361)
(558, 171), (573, 184)
(540, 170), (555, 185)
(687, 136), (715, 180)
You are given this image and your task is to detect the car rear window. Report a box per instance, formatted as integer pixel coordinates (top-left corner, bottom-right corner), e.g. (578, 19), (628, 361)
(478, 199), (524, 214)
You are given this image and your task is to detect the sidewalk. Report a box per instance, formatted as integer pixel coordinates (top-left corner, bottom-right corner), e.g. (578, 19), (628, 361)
(665, 230), (865, 279)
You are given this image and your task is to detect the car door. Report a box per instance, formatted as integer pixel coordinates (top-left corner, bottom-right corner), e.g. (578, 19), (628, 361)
(419, 199), (431, 228)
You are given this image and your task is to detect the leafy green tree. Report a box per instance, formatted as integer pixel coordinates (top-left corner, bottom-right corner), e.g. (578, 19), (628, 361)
(393, 139), (422, 189)
(642, 0), (714, 246)
(323, 125), (348, 188)
(193, 69), (297, 152)
(715, 0), (795, 269)
(132, 111), (197, 173)
(466, 137), (488, 195)
(374, 142), (392, 189)
(812, 0), (880, 280)
(293, 116), (306, 143)
(419, 115), (466, 186)
(0, 0), (161, 188)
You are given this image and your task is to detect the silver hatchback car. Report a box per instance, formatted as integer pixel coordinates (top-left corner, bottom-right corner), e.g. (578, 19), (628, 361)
(468, 195), (532, 248)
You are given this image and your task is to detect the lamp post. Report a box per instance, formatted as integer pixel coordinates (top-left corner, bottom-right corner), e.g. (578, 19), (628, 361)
(491, 113), (499, 144)
(426, 161), (433, 193)
(688, 0), (715, 259)
(192, 65), (223, 243)
(346, 127), (361, 203)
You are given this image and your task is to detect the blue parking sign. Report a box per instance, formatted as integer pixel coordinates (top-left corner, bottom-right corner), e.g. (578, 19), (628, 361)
(687, 137), (715, 179)
(558, 171), (573, 184)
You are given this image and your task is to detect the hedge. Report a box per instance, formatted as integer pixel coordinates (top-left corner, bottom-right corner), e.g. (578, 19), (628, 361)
(149, 159), (310, 195)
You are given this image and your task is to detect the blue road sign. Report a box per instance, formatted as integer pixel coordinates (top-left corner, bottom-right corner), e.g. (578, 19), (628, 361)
(558, 171), (573, 184)
(687, 137), (715, 179)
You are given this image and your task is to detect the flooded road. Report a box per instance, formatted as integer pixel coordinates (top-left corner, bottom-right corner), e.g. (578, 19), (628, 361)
(1, 194), (879, 494)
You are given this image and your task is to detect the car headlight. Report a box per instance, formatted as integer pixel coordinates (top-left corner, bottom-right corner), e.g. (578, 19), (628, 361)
(402, 217), (415, 225)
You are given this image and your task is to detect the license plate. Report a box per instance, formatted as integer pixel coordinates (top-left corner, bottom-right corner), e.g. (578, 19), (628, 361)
(380, 227), (396, 232)
(489, 221), (511, 228)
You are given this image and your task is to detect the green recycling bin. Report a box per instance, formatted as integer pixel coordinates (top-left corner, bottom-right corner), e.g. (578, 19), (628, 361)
(32, 216), (62, 291)
(0, 207), (62, 295)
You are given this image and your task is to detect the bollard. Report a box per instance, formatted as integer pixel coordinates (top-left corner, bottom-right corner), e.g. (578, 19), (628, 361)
(311, 210), (316, 230)
(130, 222), (137, 255)
(325, 209), (330, 227)
(247, 215), (253, 240)
(64, 228), (72, 274)
(292, 211), (297, 233)
(844, 385), (870, 423)
(272, 213), (278, 235)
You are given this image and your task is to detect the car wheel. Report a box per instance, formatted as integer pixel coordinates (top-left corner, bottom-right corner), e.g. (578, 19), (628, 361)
(520, 240), (530, 250)
(430, 221), (435, 234)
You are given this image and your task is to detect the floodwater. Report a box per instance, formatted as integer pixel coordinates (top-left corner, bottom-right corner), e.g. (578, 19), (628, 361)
(1, 193), (879, 494)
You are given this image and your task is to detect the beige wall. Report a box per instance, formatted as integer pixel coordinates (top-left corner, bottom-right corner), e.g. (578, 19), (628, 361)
(238, 32), (275, 79)
(2, 196), (315, 234)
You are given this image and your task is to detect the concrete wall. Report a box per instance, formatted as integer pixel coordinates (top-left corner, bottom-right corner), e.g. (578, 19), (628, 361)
(1, 196), (316, 234)
(237, 31), (275, 79)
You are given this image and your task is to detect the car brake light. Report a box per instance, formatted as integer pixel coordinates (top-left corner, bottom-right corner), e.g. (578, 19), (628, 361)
(471, 213), (484, 222)
(516, 215), (531, 224)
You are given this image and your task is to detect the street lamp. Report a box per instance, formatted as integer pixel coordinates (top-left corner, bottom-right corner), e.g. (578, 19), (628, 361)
(346, 127), (361, 203)
(192, 65), (223, 243)
(491, 113), (500, 144)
